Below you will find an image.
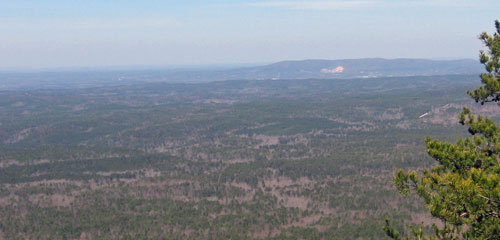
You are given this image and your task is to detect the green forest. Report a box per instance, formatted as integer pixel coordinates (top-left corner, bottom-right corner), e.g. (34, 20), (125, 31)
(0, 73), (495, 239)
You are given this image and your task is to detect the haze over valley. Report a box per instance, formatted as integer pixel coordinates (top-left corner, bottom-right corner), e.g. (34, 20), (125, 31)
(0, 58), (483, 90)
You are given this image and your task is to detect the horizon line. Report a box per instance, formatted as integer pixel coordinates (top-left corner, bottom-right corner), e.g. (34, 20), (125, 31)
(0, 57), (478, 74)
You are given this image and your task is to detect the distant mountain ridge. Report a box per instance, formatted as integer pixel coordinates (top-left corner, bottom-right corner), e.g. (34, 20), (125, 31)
(0, 58), (484, 90)
(164, 58), (483, 82)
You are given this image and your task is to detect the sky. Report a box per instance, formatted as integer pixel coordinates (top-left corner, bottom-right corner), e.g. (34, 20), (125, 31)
(1, 0), (499, 69)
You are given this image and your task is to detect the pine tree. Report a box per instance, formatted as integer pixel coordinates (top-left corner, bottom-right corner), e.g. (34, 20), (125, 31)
(384, 20), (500, 239)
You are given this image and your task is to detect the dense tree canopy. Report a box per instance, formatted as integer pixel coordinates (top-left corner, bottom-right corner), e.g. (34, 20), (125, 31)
(385, 20), (500, 239)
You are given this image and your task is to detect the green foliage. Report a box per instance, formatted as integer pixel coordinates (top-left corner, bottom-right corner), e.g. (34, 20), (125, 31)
(388, 21), (500, 239)
(468, 20), (500, 104)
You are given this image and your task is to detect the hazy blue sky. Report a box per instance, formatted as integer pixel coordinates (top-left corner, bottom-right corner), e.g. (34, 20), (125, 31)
(1, 0), (499, 69)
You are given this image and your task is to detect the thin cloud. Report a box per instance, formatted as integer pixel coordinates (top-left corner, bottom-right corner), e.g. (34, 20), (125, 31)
(0, 17), (179, 31)
(246, 1), (374, 10)
(245, 0), (479, 11)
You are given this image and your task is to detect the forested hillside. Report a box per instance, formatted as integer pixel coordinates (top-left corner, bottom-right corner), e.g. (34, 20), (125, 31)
(0, 74), (495, 239)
